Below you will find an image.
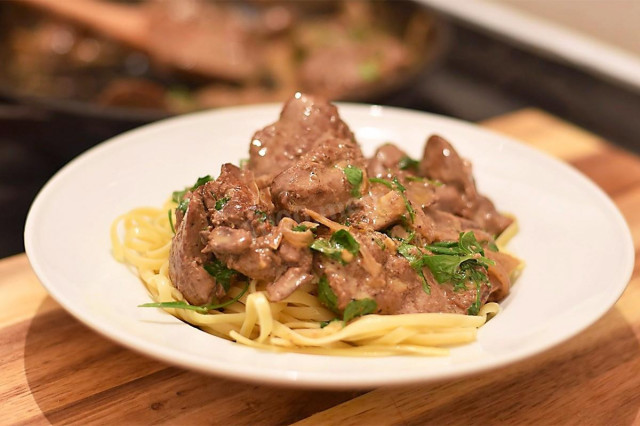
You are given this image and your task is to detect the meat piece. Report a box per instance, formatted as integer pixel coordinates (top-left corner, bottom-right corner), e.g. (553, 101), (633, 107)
(486, 250), (521, 302)
(420, 135), (513, 236)
(267, 267), (314, 302)
(270, 135), (365, 217)
(206, 227), (252, 254)
(313, 230), (489, 315)
(200, 164), (314, 287)
(422, 209), (492, 243)
(201, 164), (281, 281)
(248, 93), (354, 184)
(168, 189), (221, 305)
(367, 143), (407, 179)
(202, 163), (269, 230)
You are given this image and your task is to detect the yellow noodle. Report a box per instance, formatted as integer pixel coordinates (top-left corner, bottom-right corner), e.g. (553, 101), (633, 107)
(112, 203), (516, 356)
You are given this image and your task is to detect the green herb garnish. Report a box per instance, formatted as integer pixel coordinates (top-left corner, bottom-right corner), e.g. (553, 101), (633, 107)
(310, 229), (360, 264)
(320, 318), (342, 328)
(368, 177), (393, 189)
(343, 165), (364, 198)
(292, 224), (309, 232)
(467, 285), (483, 316)
(422, 232), (494, 295)
(398, 156), (420, 171)
(176, 198), (190, 214)
(397, 242), (430, 294)
(343, 298), (377, 322)
(203, 259), (239, 292)
(392, 177), (415, 223)
(255, 210), (268, 223)
(486, 241), (499, 252)
(172, 175), (213, 213)
(139, 280), (249, 314)
(317, 275), (339, 313)
(168, 210), (175, 234)
(215, 196), (230, 211)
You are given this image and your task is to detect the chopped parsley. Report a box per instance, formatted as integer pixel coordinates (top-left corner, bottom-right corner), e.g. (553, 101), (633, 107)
(139, 281), (249, 314)
(368, 177), (393, 189)
(395, 231), (494, 313)
(215, 196), (230, 211)
(292, 224), (309, 232)
(310, 229), (360, 265)
(343, 165), (364, 198)
(172, 175), (213, 213)
(398, 156), (420, 171)
(423, 232), (495, 315)
(168, 210), (175, 234)
(254, 210), (275, 225)
(486, 241), (499, 252)
(343, 298), (377, 322)
(317, 275), (338, 313)
(397, 242), (430, 294)
(203, 259), (240, 292)
(317, 276), (377, 323)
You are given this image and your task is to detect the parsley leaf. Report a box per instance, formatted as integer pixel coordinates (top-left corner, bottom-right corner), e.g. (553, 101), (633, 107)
(343, 299), (377, 322)
(398, 156), (420, 171)
(139, 280), (249, 314)
(176, 198), (190, 214)
(172, 175), (213, 204)
(422, 232), (495, 293)
(368, 177), (393, 189)
(468, 285), (483, 316)
(320, 318), (341, 328)
(310, 229), (360, 264)
(317, 275), (339, 313)
(292, 224), (309, 232)
(343, 165), (364, 198)
(215, 196), (230, 211)
(392, 177), (415, 223)
(397, 242), (430, 294)
(172, 175), (213, 213)
(168, 209), (175, 234)
(203, 259), (239, 292)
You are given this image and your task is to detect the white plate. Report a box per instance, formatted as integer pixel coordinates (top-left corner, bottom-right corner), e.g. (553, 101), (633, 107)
(25, 103), (634, 389)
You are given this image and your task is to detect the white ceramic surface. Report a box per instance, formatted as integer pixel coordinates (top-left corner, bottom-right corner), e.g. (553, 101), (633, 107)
(24, 103), (634, 389)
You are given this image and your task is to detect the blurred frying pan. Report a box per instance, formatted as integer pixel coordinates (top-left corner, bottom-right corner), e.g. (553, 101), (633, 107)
(0, 0), (448, 128)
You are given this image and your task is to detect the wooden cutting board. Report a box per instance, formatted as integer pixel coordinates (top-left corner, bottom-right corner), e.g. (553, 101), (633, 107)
(2, 108), (639, 425)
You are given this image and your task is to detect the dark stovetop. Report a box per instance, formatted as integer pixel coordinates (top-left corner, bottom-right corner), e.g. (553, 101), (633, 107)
(2, 19), (640, 259)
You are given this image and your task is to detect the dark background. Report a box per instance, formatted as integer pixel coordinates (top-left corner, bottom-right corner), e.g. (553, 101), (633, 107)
(2, 16), (639, 258)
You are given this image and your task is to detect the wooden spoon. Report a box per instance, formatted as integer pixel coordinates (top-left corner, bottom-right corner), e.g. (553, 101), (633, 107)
(20, 0), (260, 82)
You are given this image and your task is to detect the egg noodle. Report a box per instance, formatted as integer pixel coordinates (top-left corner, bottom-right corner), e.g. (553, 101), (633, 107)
(111, 199), (520, 356)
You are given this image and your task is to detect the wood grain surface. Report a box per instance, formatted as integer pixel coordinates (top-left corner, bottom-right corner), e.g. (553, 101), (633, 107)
(2, 108), (639, 425)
